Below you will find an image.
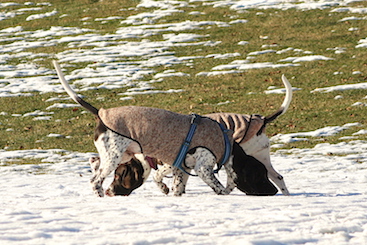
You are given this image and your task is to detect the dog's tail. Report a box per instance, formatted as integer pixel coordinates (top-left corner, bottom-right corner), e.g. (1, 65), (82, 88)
(53, 60), (99, 116)
(264, 74), (293, 124)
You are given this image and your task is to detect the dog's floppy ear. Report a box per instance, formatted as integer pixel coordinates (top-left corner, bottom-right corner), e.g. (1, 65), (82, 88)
(232, 142), (277, 196)
(239, 164), (278, 196)
(115, 165), (133, 189)
(106, 157), (146, 196)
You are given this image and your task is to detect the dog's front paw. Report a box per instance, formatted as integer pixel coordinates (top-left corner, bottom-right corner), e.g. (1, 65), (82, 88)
(91, 181), (104, 197)
(217, 189), (230, 195)
(173, 191), (183, 197)
(225, 185), (236, 194)
(105, 188), (115, 197)
(93, 188), (104, 197)
(281, 188), (290, 196)
(161, 184), (169, 195)
(155, 181), (170, 195)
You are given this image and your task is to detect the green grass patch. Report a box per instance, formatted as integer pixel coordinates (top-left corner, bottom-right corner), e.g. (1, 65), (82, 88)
(0, 0), (367, 155)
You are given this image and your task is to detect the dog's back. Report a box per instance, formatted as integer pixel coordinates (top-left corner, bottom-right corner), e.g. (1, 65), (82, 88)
(99, 106), (232, 165)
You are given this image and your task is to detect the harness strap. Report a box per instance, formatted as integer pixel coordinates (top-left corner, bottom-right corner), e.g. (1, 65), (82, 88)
(173, 114), (232, 176)
(213, 122), (232, 173)
(239, 114), (253, 143)
(172, 114), (201, 176)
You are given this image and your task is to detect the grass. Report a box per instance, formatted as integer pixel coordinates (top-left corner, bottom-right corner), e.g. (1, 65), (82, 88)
(0, 0), (367, 157)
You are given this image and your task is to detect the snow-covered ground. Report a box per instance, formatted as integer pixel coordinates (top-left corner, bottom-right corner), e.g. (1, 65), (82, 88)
(1, 0), (367, 244)
(1, 138), (367, 244)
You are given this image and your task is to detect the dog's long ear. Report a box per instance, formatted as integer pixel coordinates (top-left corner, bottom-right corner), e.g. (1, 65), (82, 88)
(117, 166), (132, 189)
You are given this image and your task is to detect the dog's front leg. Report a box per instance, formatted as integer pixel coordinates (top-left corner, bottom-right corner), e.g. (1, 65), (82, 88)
(89, 156), (100, 174)
(88, 156), (107, 197)
(266, 165), (290, 195)
(92, 130), (135, 197)
(247, 145), (290, 195)
(90, 166), (111, 197)
(172, 167), (186, 196)
(154, 164), (172, 195)
(90, 154), (122, 197)
(193, 148), (229, 195)
(223, 156), (236, 194)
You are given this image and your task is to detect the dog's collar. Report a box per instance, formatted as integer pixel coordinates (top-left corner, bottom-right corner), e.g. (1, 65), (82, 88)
(145, 156), (158, 170)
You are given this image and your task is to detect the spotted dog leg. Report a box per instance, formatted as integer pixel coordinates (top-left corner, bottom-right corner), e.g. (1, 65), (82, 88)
(171, 154), (197, 196)
(156, 164), (192, 195)
(192, 147), (229, 195)
(153, 164), (172, 195)
(172, 167), (187, 196)
(89, 156), (100, 174)
(171, 167), (192, 196)
(223, 156), (237, 194)
(92, 130), (139, 197)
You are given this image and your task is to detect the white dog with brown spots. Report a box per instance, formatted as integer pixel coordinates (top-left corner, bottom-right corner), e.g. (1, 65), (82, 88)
(54, 61), (238, 197)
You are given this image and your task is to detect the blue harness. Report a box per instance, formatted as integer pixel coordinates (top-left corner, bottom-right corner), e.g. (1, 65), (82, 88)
(172, 114), (232, 176)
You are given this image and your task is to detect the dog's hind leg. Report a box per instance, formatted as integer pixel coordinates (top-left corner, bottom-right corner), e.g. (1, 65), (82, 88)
(192, 148), (229, 195)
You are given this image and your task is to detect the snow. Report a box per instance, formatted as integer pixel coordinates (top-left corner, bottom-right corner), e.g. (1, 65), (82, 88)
(357, 37), (367, 48)
(2, 137), (367, 244)
(25, 9), (58, 21)
(1, 0), (367, 244)
(279, 55), (334, 63)
(271, 123), (361, 144)
(311, 82), (367, 93)
(331, 7), (367, 14)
